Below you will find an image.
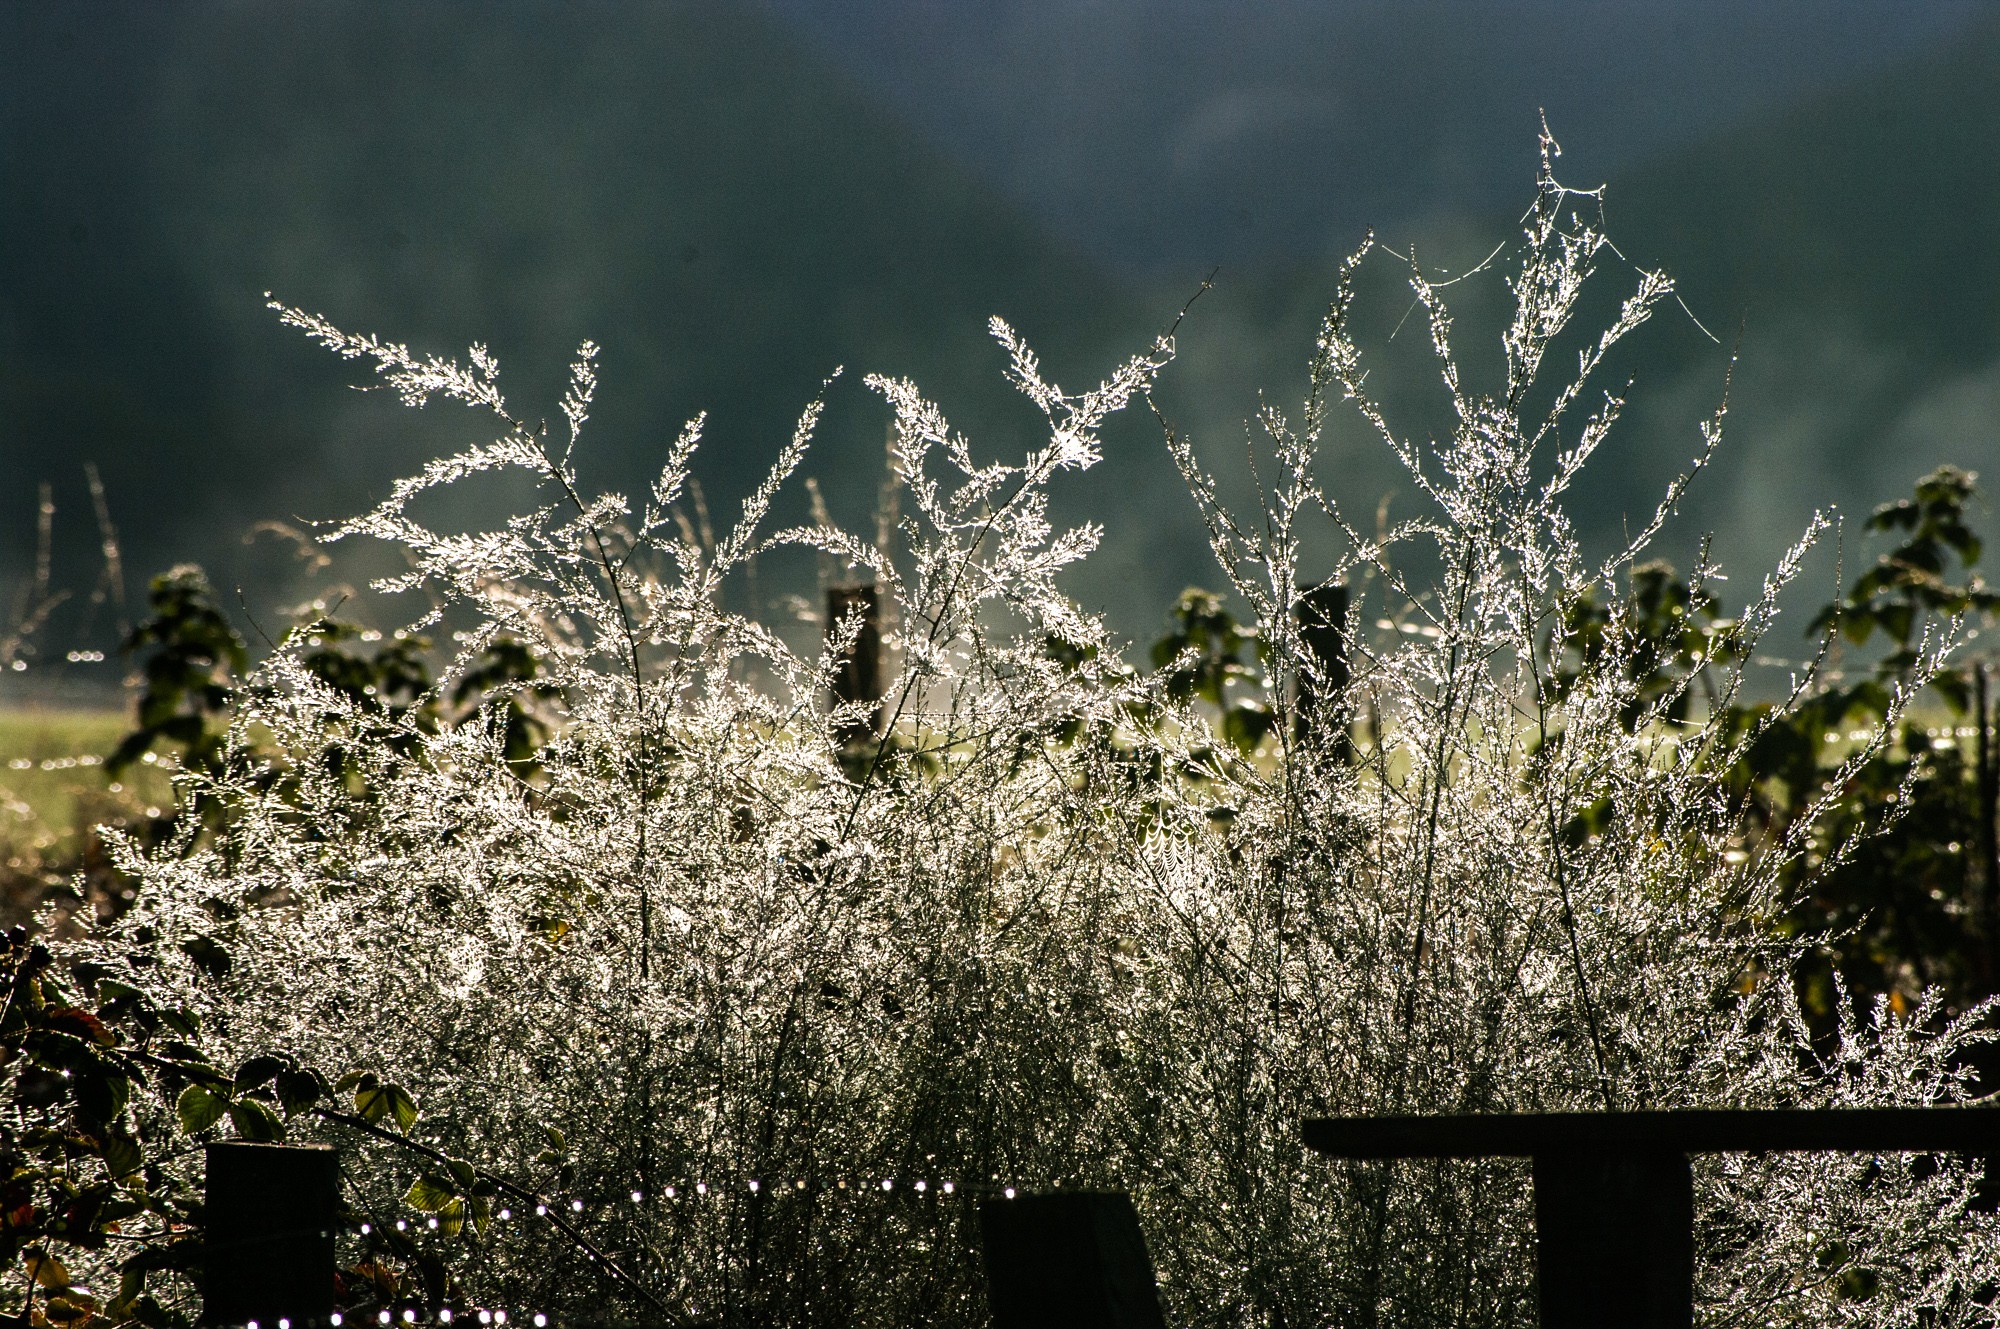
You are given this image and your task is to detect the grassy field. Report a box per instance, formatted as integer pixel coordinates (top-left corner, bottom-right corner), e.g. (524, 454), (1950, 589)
(0, 705), (172, 919)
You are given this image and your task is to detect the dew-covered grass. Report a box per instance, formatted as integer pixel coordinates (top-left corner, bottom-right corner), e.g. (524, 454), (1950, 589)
(0, 705), (171, 898)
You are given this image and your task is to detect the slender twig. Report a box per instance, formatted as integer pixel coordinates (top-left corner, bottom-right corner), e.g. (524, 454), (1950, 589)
(313, 1106), (685, 1326)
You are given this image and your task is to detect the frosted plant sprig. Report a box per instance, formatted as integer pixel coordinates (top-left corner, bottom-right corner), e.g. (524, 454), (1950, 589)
(267, 296), (509, 416)
(558, 341), (597, 469)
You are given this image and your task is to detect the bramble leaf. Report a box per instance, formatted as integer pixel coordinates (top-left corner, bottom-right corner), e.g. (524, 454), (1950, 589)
(233, 1054), (288, 1094)
(405, 1173), (456, 1213)
(175, 1084), (227, 1135)
(355, 1079), (418, 1133)
(228, 1098), (286, 1142)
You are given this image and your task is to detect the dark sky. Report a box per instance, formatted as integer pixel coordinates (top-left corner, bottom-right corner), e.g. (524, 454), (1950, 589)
(754, 0), (1989, 275)
(2, 2), (1995, 674)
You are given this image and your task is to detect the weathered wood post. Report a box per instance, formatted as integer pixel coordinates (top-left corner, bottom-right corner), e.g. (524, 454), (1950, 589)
(826, 584), (884, 745)
(1532, 1149), (1692, 1328)
(978, 1191), (1168, 1329)
(1294, 582), (1350, 757)
(205, 1141), (338, 1328)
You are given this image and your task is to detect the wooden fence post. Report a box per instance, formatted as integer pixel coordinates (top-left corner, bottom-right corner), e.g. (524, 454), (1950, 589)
(826, 584), (884, 745)
(1295, 582), (1350, 756)
(978, 1191), (1168, 1329)
(1533, 1149), (1692, 1329)
(204, 1142), (338, 1328)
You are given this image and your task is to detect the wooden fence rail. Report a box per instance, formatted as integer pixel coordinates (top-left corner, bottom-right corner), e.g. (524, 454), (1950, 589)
(1304, 1108), (2000, 1329)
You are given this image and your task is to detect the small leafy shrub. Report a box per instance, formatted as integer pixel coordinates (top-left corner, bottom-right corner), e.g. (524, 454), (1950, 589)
(13, 134), (2000, 1328)
(105, 568), (247, 787)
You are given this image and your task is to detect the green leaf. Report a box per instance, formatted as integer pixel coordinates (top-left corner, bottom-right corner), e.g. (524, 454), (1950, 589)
(233, 1055), (287, 1094)
(404, 1173), (457, 1213)
(355, 1080), (418, 1132)
(355, 1085), (387, 1124)
(227, 1098), (286, 1143)
(44, 1006), (116, 1047)
(101, 1135), (143, 1180)
(114, 1265), (146, 1318)
(27, 1029), (104, 1074)
(25, 1247), (72, 1289)
(175, 1085), (227, 1136)
(275, 1069), (326, 1116)
(445, 1157), (477, 1189)
(99, 1196), (147, 1225)
(42, 1290), (99, 1324)
(386, 1084), (419, 1133)
(540, 1124), (566, 1153)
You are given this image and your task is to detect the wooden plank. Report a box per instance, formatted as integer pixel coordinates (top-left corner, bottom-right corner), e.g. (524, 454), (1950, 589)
(1302, 1108), (2000, 1159)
